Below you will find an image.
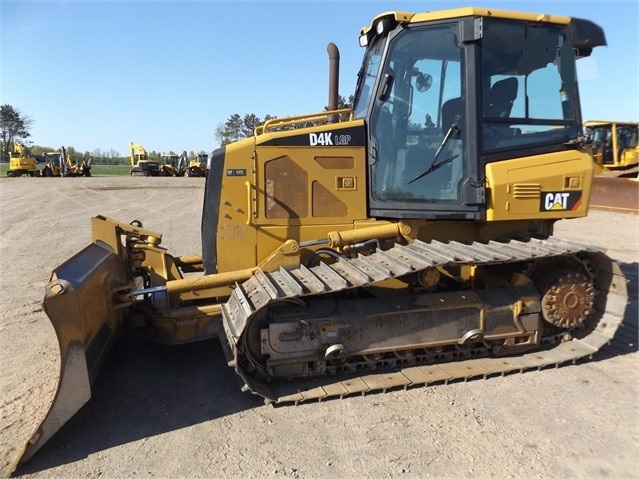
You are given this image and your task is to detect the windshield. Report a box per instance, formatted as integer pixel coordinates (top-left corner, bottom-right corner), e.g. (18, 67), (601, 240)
(353, 37), (385, 119)
(369, 23), (464, 204)
(480, 19), (580, 152)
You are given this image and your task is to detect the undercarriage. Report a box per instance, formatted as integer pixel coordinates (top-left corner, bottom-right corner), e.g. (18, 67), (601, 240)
(220, 237), (626, 404)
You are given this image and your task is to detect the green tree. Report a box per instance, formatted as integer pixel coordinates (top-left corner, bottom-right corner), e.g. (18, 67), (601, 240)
(241, 113), (262, 138)
(324, 94), (354, 122)
(336, 94), (354, 110)
(0, 104), (33, 162)
(215, 113), (244, 145)
(215, 113), (278, 146)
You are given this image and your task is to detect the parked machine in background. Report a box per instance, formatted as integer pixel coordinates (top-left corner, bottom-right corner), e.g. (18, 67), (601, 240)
(184, 152), (207, 177)
(7, 142), (39, 177)
(41, 149), (68, 177)
(129, 142), (161, 176)
(160, 152), (180, 176)
(160, 151), (189, 176)
(160, 151), (205, 177)
(78, 154), (93, 176)
(41, 148), (92, 177)
(584, 120), (639, 177)
(17, 7), (628, 469)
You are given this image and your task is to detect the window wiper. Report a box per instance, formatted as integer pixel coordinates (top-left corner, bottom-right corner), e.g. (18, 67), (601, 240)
(407, 123), (460, 184)
(407, 154), (459, 184)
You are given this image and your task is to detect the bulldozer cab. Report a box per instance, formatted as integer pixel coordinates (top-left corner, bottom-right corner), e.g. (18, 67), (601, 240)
(202, 10), (606, 275)
(353, 11), (604, 220)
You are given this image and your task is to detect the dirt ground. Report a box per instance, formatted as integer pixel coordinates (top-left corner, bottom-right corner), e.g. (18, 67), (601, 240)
(1, 177), (637, 479)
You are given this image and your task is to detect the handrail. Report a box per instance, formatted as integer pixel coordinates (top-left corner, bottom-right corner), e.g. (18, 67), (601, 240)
(245, 181), (254, 226)
(254, 108), (354, 136)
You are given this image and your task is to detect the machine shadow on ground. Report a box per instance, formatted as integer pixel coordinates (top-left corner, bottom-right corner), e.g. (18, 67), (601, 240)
(596, 262), (638, 359)
(14, 263), (638, 475)
(15, 333), (263, 475)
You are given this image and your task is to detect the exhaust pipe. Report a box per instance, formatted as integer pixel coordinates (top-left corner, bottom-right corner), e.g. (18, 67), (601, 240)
(327, 42), (340, 122)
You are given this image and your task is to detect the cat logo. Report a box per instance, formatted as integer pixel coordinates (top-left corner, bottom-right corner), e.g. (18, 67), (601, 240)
(540, 191), (582, 211)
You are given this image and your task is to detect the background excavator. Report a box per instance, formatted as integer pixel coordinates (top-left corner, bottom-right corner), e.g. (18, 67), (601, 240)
(129, 141), (161, 176)
(7, 141), (39, 177)
(18, 7), (628, 467)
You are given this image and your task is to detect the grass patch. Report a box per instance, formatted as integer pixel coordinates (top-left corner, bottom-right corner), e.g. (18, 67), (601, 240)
(89, 165), (132, 176)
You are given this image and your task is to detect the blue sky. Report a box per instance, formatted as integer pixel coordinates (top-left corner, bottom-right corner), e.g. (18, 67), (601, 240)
(1, 0), (637, 156)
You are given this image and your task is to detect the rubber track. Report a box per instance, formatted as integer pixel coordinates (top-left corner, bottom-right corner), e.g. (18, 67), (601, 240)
(220, 237), (628, 405)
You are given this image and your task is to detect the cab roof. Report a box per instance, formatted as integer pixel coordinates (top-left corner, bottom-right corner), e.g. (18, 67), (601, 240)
(360, 8), (571, 35)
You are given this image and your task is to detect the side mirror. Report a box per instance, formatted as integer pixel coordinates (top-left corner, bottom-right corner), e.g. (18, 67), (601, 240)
(378, 72), (395, 101)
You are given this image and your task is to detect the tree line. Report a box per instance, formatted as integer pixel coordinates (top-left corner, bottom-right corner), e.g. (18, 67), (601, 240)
(2, 95), (354, 163)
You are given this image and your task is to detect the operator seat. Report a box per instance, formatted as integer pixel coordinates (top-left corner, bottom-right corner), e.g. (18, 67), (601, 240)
(399, 97), (462, 186)
(400, 97), (465, 196)
(437, 96), (464, 198)
(441, 97), (463, 135)
(487, 77), (518, 118)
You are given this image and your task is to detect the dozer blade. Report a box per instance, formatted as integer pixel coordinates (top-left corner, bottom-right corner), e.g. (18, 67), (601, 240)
(18, 242), (130, 464)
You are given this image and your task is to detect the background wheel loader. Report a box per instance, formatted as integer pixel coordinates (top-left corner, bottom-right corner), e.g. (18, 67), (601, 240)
(17, 7), (628, 468)
(160, 151), (202, 176)
(41, 147), (92, 177)
(160, 151), (185, 176)
(184, 152), (207, 177)
(41, 150), (64, 177)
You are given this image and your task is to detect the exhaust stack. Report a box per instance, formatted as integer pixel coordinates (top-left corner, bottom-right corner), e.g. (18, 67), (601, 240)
(327, 42), (340, 122)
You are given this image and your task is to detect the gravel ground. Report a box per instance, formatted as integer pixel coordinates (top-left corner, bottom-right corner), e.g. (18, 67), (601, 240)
(1, 177), (637, 479)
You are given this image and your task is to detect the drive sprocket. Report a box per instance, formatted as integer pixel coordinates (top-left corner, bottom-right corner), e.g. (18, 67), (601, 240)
(527, 256), (595, 328)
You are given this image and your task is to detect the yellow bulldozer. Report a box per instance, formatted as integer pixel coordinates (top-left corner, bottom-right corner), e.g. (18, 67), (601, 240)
(17, 7), (628, 467)
(584, 120), (639, 177)
(6, 142), (39, 177)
